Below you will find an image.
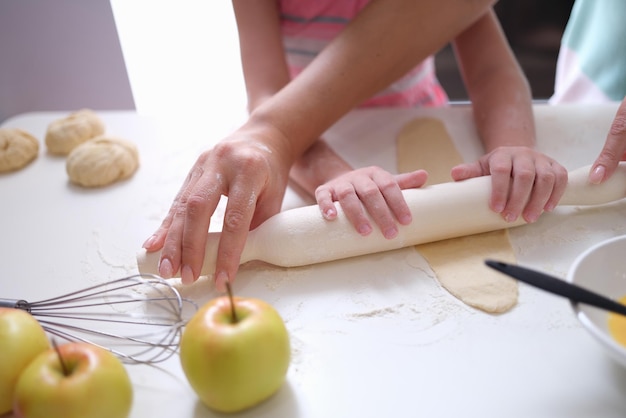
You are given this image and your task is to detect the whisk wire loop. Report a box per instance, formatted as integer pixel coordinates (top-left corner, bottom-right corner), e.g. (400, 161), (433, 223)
(1, 273), (197, 365)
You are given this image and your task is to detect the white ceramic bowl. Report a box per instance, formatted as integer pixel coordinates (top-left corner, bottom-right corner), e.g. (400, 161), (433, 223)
(567, 235), (626, 368)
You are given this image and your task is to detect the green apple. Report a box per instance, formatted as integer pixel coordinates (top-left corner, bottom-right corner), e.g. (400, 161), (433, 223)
(13, 342), (133, 418)
(180, 294), (290, 413)
(0, 307), (50, 415)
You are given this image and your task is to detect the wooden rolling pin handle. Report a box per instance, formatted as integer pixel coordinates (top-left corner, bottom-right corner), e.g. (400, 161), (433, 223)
(137, 162), (626, 277)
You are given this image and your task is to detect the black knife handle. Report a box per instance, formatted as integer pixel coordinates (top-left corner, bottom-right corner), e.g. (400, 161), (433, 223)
(485, 260), (626, 317)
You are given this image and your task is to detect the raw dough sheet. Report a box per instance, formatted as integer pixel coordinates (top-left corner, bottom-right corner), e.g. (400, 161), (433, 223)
(396, 117), (517, 313)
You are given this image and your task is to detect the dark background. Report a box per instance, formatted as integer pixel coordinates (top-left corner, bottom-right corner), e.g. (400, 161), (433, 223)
(435, 0), (576, 101)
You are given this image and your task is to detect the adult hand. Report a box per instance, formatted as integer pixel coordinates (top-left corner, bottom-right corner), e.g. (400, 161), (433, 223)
(314, 166), (428, 239)
(451, 146), (568, 223)
(589, 97), (626, 184)
(143, 130), (291, 291)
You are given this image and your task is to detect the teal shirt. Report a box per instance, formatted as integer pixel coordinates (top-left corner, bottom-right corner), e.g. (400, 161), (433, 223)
(562, 0), (626, 100)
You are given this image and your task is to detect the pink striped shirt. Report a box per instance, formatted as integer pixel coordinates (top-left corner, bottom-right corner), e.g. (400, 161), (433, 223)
(279, 0), (449, 108)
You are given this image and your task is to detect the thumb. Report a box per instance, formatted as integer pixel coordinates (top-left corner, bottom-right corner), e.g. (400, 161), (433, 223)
(395, 169), (428, 189)
(589, 98), (626, 184)
(450, 161), (484, 182)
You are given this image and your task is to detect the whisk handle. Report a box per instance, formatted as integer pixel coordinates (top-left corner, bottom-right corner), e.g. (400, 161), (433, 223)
(0, 299), (30, 312)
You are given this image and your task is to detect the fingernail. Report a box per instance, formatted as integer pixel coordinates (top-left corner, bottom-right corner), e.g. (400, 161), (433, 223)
(504, 212), (517, 223)
(399, 214), (412, 225)
(323, 208), (336, 220)
(525, 213), (540, 223)
(159, 258), (173, 279)
(492, 203), (505, 213)
(215, 271), (229, 292)
(384, 226), (398, 239)
(589, 165), (606, 184)
(181, 265), (195, 285)
(143, 235), (156, 249)
(358, 223), (372, 235)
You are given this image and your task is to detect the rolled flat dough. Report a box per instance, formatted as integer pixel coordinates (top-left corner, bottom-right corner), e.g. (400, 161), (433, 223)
(396, 118), (517, 313)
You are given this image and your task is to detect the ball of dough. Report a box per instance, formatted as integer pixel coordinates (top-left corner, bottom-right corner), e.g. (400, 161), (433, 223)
(0, 128), (39, 173)
(45, 109), (105, 155)
(66, 135), (139, 187)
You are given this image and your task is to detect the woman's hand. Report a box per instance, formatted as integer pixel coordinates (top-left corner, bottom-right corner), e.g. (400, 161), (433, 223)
(589, 97), (626, 184)
(314, 166), (428, 238)
(451, 146), (568, 223)
(143, 130), (291, 291)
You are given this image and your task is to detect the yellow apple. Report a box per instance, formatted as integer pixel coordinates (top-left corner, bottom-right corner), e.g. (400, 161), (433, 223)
(0, 307), (50, 415)
(180, 295), (290, 413)
(13, 342), (133, 418)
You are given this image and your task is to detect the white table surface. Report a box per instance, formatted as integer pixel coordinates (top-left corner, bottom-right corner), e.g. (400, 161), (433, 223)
(3, 103), (626, 418)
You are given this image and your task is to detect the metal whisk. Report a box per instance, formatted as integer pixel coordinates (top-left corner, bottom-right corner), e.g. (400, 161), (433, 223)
(1, 273), (197, 365)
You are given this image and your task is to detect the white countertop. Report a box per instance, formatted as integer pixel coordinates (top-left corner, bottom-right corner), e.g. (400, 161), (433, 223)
(3, 104), (626, 418)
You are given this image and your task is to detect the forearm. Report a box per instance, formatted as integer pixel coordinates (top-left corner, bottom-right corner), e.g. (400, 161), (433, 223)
(232, 0), (290, 111)
(248, 0), (497, 162)
(470, 67), (535, 152)
(290, 140), (353, 196)
(454, 10), (535, 152)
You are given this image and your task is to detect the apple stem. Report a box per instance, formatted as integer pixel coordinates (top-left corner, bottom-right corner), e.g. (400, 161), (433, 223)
(51, 338), (70, 377)
(225, 281), (238, 323)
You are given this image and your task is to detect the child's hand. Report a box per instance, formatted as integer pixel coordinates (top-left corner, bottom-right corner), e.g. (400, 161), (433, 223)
(451, 146), (568, 223)
(314, 166), (428, 238)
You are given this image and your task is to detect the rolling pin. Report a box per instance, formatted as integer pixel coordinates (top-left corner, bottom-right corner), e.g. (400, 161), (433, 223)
(137, 162), (626, 276)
